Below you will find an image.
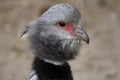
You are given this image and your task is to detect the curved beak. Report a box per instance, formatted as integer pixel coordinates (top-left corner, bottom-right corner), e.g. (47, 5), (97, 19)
(75, 25), (89, 44)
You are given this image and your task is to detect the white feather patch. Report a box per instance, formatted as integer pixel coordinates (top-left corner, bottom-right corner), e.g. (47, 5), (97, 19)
(28, 70), (39, 80)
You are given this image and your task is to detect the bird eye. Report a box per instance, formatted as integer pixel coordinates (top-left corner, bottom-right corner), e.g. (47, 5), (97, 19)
(59, 22), (66, 27)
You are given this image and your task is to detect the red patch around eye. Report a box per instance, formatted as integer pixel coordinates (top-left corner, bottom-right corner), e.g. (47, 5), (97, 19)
(56, 23), (74, 33)
(62, 24), (73, 33)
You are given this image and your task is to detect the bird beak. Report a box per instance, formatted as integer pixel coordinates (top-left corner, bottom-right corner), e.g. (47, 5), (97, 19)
(75, 25), (89, 44)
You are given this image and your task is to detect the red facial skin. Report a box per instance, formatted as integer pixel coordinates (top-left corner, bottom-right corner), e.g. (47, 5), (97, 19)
(56, 23), (74, 34)
(56, 23), (77, 39)
(62, 24), (73, 31)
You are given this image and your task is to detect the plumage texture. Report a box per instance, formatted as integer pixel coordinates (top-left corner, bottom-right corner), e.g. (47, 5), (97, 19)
(28, 57), (73, 80)
(22, 3), (81, 62)
(21, 3), (89, 80)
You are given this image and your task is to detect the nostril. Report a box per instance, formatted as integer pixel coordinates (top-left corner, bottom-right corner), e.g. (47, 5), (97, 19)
(78, 32), (83, 34)
(76, 31), (84, 36)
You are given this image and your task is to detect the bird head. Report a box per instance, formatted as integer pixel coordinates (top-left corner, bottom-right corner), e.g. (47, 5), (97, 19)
(21, 3), (89, 64)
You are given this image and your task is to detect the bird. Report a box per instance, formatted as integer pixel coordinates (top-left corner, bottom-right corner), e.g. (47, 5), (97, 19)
(20, 3), (89, 80)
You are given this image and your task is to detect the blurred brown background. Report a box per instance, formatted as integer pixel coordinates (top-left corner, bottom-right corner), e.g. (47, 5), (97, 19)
(0, 0), (120, 80)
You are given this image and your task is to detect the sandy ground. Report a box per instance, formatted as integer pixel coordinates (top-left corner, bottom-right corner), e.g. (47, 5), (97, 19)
(0, 0), (120, 80)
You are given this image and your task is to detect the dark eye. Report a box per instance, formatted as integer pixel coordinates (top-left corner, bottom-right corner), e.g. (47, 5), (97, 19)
(59, 22), (66, 27)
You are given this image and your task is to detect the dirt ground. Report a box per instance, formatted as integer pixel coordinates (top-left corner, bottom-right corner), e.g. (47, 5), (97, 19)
(0, 0), (120, 80)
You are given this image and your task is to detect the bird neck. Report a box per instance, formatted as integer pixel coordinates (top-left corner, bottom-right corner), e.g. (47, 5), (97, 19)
(32, 57), (73, 80)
